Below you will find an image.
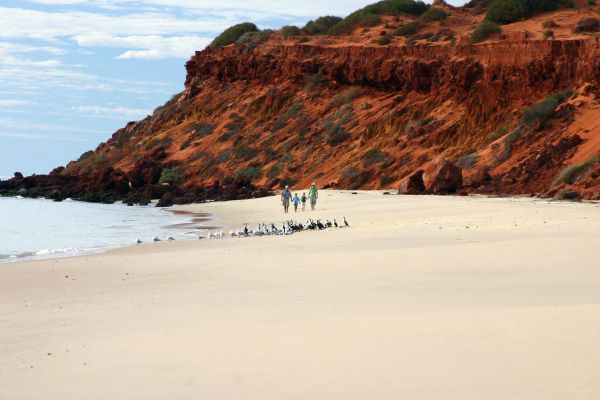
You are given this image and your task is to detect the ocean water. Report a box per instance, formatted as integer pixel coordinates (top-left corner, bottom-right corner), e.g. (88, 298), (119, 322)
(0, 196), (200, 263)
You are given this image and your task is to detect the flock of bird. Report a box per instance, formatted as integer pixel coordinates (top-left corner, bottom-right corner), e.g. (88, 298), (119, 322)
(223, 217), (350, 239)
(136, 217), (350, 243)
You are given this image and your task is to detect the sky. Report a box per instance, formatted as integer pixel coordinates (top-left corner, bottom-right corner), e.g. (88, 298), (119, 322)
(0, 0), (463, 178)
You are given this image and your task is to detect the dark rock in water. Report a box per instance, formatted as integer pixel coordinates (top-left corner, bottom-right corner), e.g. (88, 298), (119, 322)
(127, 202), (134, 206)
(398, 170), (425, 194)
(46, 189), (65, 202)
(423, 159), (462, 194)
(80, 192), (102, 203)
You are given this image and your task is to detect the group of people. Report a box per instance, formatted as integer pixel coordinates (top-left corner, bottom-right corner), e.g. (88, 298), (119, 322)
(280, 183), (318, 214)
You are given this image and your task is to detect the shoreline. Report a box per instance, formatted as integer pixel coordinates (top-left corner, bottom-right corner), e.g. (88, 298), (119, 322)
(3, 191), (599, 266)
(0, 198), (216, 265)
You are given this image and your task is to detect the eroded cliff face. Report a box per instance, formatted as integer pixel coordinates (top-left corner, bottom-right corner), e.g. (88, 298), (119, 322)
(3, 37), (600, 203)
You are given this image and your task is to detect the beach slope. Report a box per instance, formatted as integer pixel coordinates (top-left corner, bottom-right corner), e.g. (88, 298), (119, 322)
(1, 191), (600, 399)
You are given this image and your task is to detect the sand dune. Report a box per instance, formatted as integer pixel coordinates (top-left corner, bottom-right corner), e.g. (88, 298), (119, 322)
(1, 191), (599, 399)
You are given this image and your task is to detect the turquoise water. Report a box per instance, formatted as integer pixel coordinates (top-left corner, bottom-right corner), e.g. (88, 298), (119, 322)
(0, 196), (197, 263)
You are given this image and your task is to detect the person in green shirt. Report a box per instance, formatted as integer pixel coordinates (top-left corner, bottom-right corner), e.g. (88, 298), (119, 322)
(308, 182), (318, 211)
(301, 192), (307, 211)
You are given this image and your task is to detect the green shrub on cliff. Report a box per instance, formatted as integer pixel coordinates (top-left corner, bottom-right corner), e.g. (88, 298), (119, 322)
(272, 102), (303, 133)
(520, 88), (573, 127)
(552, 156), (599, 185)
(394, 20), (422, 36)
(420, 7), (449, 22)
(159, 167), (182, 185)
(188, 123), (214, 138)
(303, 16), (343, 34)
(496, 89), (573, 163)
(236, 30), (272, 48)
(485, 0), (573, 25)
(573, 17), (600, 33)
(485, 0), (528, 24)
(235, 166), (262, 181)
(234, 144), (258, 160)
(377, 34), (393, 45)
(327, 12), (381, 35)
(340, 165), (361, 180)
(471, 21), (501, 43)
(326, 0), (429, 35)
(211, 23), (258, 47)
(266, 164), (282, 179)
(362, 149), (389, 167)
(330, 87), (361, 108)
(281, 25), (301, 37)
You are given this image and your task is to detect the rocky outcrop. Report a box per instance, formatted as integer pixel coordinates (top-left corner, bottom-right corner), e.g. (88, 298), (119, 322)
(0, 166), (269, 205)
(398, 170), (425, 194)
(423, 160), (463, 194)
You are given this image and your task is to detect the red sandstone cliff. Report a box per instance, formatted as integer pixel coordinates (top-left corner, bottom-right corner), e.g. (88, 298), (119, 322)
(21, 4), (600, 202)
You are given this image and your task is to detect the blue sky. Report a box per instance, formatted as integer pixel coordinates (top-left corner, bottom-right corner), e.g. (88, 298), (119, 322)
(0, 0), (463, 178)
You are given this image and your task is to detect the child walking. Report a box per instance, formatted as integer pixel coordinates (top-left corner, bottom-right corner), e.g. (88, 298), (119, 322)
(301, 192), (307, 211)
(293, 193), (300, 213)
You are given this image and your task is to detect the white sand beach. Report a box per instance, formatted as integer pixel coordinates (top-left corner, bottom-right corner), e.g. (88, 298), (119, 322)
(1, 191), (600, 399)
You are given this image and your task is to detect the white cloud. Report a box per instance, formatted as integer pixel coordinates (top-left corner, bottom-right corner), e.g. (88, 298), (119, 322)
(0, 116), (107, 134)
(74, 34), (212, 59)
(0, 42), (65, 55)
(0, 100), (35, 108)
(0, 7), (236, 41)
(0, 64), (170, 94)
(0, 131), (88, 141)
(22, 0), (372, 18)
(0, 42), (63, 67)
(73, 105), (150, 117)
